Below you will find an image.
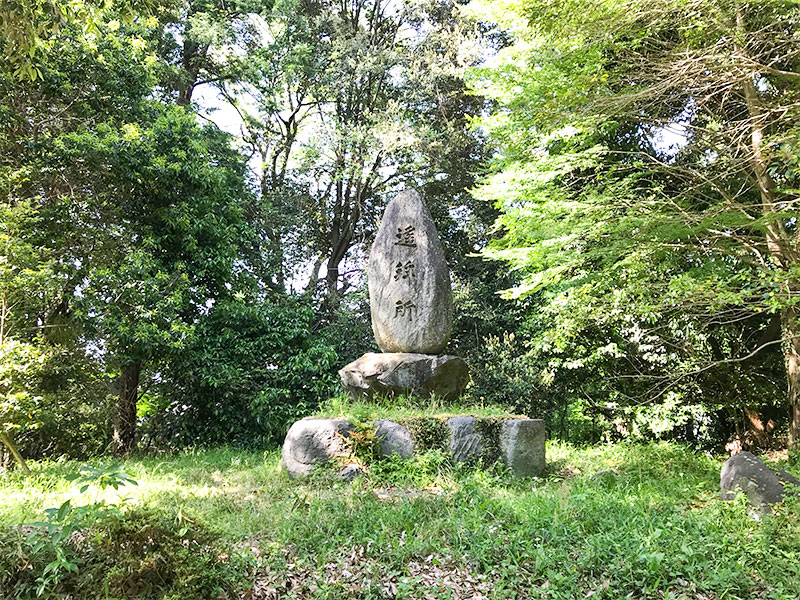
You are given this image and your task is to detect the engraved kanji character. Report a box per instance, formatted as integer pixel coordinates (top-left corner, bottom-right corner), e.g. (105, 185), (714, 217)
(394, 225), (417, 248)
(394, 300), (417, 321)
(393, 260), (417, 281)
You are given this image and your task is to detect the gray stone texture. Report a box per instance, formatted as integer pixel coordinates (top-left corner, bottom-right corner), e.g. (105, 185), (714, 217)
(447, 416), (482, 463)
(281, 416), (548, 478)
(720, 451), (800, 513)
(338, 352), (469, 402)
(374, 419), (415, 458)
(338, 464), (363, 482)
(281, 418), (352, 478)
(368, 190), (453, 354)
(499, 419), (546, 477)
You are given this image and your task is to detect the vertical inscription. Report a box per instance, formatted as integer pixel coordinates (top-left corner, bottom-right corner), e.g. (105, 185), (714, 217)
(393, 224), (418, 321)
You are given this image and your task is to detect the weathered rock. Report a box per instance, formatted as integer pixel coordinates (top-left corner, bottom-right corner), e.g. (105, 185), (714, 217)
(281, 418), (352, 478)
(374, 419), (414, 458)
(368, 190), (453, 354)
(339, 352), (469, 402)
(779, 468), (800, 489)
(338, 464), (364, 482)
(720, 451), (800, 513)
(282, 415), (548, 477)
(447, 416), (482, 463)
(499, 419), (546, 477)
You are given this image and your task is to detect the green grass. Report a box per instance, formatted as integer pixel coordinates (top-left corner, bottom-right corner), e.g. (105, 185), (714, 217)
(2, 442), (800, 599)
(314, 394), (521, 421)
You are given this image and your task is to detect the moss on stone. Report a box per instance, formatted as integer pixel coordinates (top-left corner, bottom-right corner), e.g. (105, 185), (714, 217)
(400, 416), (449, 453)
(475, 417), (504, 464)
(311, 414), (531, 466)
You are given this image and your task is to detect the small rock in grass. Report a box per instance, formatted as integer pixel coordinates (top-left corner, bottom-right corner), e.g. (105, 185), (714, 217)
(590, 469), (619, 484)
(338, 464), (363, 482)
(720, 451), (800, 513)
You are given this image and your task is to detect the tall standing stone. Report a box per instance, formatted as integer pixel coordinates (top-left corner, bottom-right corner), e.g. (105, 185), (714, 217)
(368, 190), (453, 354)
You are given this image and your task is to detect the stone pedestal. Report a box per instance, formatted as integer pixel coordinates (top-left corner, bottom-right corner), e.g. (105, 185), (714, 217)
(339, 352), (469, 402)
(280, 416), (546, 478)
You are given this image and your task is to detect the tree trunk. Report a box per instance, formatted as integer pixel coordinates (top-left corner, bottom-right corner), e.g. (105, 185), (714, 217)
(736, 3), (800, 448)
(319, 221), (355, 321)
(176, 33), (202, 106)
(113, 360), (142, 455)
(782, 308), (800, 448)
(0, 430), (31, 475)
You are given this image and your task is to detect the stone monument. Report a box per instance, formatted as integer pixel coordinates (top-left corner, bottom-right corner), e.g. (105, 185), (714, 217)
(282, 193), (545, 478)
(338, 190), (469, 401)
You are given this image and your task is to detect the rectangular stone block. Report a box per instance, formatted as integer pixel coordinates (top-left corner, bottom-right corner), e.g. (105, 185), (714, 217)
(446, 416), (482, 463)
(499, 419), (545, 477)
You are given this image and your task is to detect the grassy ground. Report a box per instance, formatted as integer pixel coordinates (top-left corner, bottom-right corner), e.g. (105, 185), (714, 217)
(1, 442), (799, 600)
(313, 395), (522, 421)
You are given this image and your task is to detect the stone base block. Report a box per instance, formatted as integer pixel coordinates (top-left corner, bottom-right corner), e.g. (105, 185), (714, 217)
(338, 352), (469, 402)
(446, 416), (482, 463)
(500, 419), (546, 477)
(281, 415), (546, 478)
(281, 418), (353, 477)
(375, 419), (415, 458)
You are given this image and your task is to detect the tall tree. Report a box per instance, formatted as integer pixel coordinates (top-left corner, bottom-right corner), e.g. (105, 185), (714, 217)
(218, 0), (489, 312)
(0, 19), (158, 460)
(469, 0), (800, 446)
(1, 18), (256, 454)
(66, 107), (254, 454)
(153, 0), (270, 106)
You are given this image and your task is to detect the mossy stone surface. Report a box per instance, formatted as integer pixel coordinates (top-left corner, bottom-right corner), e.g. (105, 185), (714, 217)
(281, 414), (546, 477)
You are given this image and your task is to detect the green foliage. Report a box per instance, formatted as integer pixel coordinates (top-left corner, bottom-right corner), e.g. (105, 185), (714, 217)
(339, 419), (382, 465)
(26, 463), (137, 597)
(0, 17), (272, 454)
(212, 0), (491, 309)
(64, 463), (138, 493)
(0, 339), (114, 459)
(316, 394), (516, 422)
(403, 417), (449, 453)
(0, 0), (154, 79)
(148, 298), (339, 449)
(474, 418), (502, 463)
(466, 0), (800, 446)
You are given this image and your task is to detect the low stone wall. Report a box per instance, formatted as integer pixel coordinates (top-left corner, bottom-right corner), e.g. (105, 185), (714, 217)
(282, 415), (546, 478)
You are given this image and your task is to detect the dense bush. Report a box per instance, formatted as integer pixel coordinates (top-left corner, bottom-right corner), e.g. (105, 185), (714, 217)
(140, 298), (340, 449)
(1, 340), (114, 460)
(0, 510), (243, 599)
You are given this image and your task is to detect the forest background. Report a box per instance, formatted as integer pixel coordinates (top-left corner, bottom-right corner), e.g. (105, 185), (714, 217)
(3, 0), (800, 466)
